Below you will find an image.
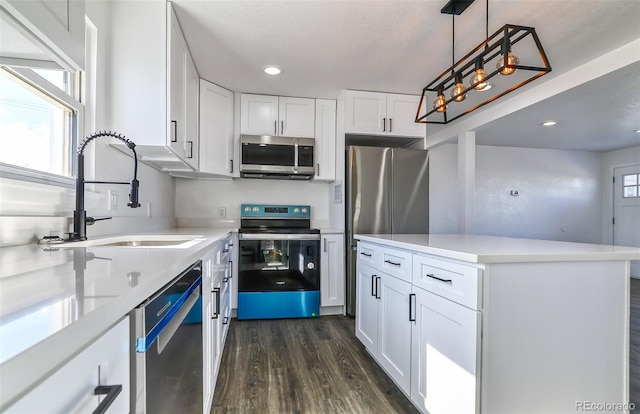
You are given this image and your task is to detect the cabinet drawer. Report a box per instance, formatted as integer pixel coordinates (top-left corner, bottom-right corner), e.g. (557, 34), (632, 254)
(412, 255), (481, 310)
(378, 246), (413, 283)
(357, 242), (378, 267)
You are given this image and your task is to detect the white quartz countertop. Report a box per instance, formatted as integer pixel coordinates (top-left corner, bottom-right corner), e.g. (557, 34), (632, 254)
(355, 234), (640, 263)
(0, 227), (236, 410)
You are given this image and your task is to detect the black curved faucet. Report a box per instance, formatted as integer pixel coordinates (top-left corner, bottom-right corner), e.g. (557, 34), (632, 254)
(68, 131), (140, 241)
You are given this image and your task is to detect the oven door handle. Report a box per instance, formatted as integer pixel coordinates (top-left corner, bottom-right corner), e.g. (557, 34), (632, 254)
(135, 275), (202, 353)
(239, 233), (320, 241)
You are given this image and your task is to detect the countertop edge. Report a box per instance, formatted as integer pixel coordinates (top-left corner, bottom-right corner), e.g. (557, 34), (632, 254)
(355, 234), (640, 263)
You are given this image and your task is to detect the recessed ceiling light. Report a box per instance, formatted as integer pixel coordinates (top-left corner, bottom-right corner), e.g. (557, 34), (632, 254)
(541, 120), (557, 126)
(635, 129), (640, 134)
(263, 66), (282, 76)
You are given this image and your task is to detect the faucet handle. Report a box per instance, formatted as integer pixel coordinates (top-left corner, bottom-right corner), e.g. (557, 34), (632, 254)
(86, 217), (112, 226)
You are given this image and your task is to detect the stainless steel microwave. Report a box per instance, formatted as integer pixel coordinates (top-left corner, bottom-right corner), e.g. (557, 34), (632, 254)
(240, 135), (315, 179)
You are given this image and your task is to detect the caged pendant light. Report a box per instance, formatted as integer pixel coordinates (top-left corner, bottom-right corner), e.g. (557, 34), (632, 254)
(415, 0), (552, 125)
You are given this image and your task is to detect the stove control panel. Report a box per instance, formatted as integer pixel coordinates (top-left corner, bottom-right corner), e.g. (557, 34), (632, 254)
(241, 204), (310, 219)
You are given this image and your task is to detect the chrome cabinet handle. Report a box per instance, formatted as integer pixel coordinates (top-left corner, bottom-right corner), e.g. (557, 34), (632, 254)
(274, 120), (277, 135)
(382, 117), (386, 132)
(170, 120), (177, 142)
(426, 273), (453, 284)
(230, 159), (234, 174)
(317, 163), (320, 176)
(375, 276), (381, 299)
(93, 384), (122, 414)
(389, 118), (392, 132)
(384, 259), (401, 267)
(223, 316), (229, 325)
(229, 260), (233, 278)
(409, 293), (416, 322)
(323, 238), (327, 252)
(281, 120), (284, 135)
(371, 275), (376, 297)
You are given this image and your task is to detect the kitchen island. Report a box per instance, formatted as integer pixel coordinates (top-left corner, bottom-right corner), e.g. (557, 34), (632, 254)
(0, 228), (235, 412)
(354, 233), (640, 414)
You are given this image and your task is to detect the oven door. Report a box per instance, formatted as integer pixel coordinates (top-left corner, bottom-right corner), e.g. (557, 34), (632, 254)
(238, 233), (320, 319)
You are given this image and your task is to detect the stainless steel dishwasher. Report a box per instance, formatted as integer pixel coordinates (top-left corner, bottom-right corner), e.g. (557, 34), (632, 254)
(130, 261), (203, 414)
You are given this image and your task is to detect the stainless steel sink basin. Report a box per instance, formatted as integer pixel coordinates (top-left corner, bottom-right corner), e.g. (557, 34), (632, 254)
(64, 235), (205, 249)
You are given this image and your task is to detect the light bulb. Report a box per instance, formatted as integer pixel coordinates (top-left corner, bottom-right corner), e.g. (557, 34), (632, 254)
(470, 68), (491, 90)
(433, 92), (447, 113)
(449, 72), (467, 102)
(497, 51), (519, 76)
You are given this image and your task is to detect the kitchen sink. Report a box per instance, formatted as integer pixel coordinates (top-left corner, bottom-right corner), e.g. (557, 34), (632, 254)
(63, 235), (205, 249)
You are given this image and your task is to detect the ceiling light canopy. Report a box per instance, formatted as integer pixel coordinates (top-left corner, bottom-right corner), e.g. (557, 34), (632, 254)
(416, 0), (552, 125)
(263, 65), (282, 76)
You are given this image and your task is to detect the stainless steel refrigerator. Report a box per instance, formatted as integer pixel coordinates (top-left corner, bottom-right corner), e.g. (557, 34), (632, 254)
(345, 145), (429, 316)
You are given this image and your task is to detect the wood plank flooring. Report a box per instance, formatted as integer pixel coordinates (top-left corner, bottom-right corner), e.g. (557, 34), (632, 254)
(211, 316), (418, 414)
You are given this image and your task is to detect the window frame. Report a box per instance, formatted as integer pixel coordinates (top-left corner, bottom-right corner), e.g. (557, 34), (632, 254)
(0, 65), (84, 188)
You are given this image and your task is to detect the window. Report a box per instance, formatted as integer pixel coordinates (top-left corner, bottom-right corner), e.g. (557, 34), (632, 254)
(623, 174), (640, 198)
(0, 66), (82, 180)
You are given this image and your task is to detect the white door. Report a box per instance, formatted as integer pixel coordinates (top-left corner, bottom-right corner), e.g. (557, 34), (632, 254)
(184, 57), (199, 169)
(240, 94), (279, 136)
(411, 286), (479, 414)
(378, 273), (412, 394)
(278, 97), (315, 138)
(614, 164), (640, 277)
(386, 93), (426, 138)
(168, 14), (186, 156)
(199, 80), (234, 176)
(355, 263), (379, 354)
(345, 91), (387, 135)
(313, 99), (336, 181)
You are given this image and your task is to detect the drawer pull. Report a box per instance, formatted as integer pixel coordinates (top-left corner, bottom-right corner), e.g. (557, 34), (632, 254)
(223, 316), (229, 325)
(409, 293), (416, 322)
(375, 276), (381, 299)
(371, 275), (376, 297)
(93, 384), (122, 414)
(360, 252), (372, 257)
(427, 273), (453, 284)
(212, 287), (220, 319)
(384, 259), (401, 267)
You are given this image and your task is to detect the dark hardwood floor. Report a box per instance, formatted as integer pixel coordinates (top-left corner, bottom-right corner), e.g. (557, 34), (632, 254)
(631, 278), (640, 411)
(211, 316), (418, 414)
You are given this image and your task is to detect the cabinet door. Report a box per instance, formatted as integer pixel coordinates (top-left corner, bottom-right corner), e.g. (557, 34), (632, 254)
(3, 0), (85, 70)
(199, 80), (234, 176)
(202, 251), (214, 414)
(184, 57), (199, 169)
(411, 287), (480, 414)
(168, 11), (186, 156)
(355, 263), (379, 354)
(240, 94), (279, 135)
(320, 234), (345, 307)
(7, 318), (130, 413)
(386, 94), (426, 138)
(278, 97), (315, 138)
(378, 274), (412, 394)
(345, 91), (387, 135)
(313, 99), (336, 181)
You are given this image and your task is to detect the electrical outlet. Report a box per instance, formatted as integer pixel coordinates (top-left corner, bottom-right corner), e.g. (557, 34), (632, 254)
(510, 190), (519, 196)
(108, 190), (118, 210)
(217, 207), (226, 218)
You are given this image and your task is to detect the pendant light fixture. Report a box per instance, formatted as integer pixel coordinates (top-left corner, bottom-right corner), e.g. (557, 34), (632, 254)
(415, 0), (552, 125)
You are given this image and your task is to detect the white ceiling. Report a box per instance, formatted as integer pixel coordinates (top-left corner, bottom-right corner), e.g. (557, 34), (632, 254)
(170, 0), (640, 152)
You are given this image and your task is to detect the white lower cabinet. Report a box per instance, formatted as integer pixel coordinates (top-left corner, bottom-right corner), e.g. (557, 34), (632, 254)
(355, 261), (412, 394)
(356, 241), (480, 413)
(410, 286), (480, 414)
(203, 234), (235, 414)
(7, 317), (130, 413)
(320, 233), (345, 307)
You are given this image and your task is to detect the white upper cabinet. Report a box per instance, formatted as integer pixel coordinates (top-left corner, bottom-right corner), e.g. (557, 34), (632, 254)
(345, 90), (425, 138)
(314, 99), (337, 181)
(241, 94), (315, 138)
(108, 1), (198, 171)
(199, 79), (234, 176)
(1, 0), (85, 70)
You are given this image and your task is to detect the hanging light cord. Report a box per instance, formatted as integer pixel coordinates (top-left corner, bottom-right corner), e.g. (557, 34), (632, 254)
(451, 14), (456, 76)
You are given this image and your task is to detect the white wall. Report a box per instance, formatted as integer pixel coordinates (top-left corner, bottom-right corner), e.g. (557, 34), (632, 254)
(429, 144), (604, 243)
(175, 179), (331, 228)
(601, 145), (640, 244)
